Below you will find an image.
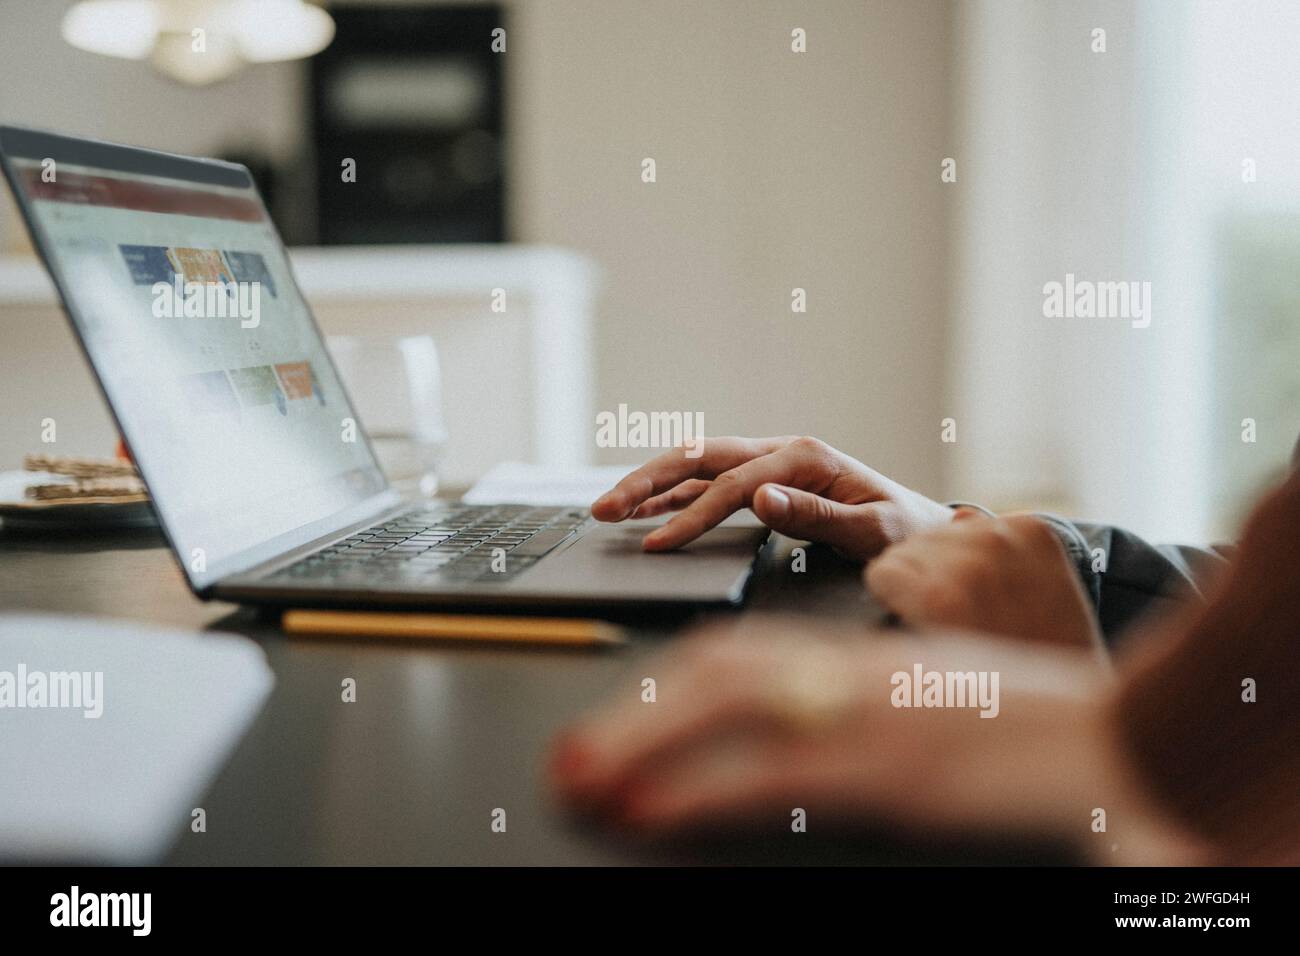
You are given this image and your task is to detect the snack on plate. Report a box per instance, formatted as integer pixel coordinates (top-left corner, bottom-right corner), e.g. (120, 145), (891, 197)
(26, 476), (148, 500)
(23, 452), (138, 480)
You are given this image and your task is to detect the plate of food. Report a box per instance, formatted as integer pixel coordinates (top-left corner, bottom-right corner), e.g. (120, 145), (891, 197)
(0, 452), (157, 530)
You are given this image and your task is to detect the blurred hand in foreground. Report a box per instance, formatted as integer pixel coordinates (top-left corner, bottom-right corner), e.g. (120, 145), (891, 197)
(547, 617), (1193, 862)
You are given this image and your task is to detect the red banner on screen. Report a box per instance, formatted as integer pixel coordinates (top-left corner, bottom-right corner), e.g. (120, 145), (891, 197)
(19, 167), (265, 223)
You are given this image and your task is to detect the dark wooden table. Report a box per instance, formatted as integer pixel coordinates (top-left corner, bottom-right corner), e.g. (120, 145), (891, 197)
(0, 520), (1057, 865)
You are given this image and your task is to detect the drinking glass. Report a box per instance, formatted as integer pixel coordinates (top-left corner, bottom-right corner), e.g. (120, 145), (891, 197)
(327, 334), (448, 496)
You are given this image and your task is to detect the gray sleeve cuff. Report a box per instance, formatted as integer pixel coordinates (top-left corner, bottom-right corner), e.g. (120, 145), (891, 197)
(1031, 512), (1104, 613)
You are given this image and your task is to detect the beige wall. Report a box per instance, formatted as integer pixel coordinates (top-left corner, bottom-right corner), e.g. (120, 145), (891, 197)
(509, 0), (952, 492)
(0, 0), (952, 494)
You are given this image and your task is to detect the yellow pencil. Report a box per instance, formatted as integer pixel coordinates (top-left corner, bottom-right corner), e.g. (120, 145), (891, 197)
(281, 609), (627, 647)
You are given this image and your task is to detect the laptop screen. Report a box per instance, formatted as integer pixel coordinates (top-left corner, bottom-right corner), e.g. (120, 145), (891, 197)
(0, 128), (391, 588)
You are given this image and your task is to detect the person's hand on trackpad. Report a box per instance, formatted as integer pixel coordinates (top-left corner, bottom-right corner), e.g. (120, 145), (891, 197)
(590, 435), (954, 559)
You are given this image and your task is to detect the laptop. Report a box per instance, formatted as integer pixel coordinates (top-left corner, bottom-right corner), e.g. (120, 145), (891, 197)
(0, 126), (769, 613)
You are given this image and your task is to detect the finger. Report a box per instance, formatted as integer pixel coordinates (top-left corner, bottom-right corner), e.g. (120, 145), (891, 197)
(628, 479), (711, 519)
(591, 437), (794, 522)
(751, 484), (887, 559)
(617, 704), (906, 832)
(641, 440), (841, 551)
(617, 735), (831, 832)
(549, 629), (792, 801)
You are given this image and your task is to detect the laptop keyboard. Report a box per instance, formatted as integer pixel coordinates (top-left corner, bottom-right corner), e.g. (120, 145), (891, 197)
(269, 504), (591, 586)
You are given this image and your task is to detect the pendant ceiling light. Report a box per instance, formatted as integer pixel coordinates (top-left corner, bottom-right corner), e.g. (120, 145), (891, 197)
(61, 0), (335, 86)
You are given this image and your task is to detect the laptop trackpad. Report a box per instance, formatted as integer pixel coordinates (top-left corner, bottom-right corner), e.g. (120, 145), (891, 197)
(504, 516), (771, 603)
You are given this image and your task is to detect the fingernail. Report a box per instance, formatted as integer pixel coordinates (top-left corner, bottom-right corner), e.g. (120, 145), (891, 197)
(600, 496), (637, 520)
(761, 485), (790, 517)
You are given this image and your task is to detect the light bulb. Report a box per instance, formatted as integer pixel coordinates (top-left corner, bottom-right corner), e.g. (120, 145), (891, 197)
(61, 0), (162, 61)
(221, 0), (335, 64)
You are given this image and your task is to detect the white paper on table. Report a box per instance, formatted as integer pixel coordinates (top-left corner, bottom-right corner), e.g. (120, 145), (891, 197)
(461, 461), (638, 507)
(0, 613), (274, 863)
